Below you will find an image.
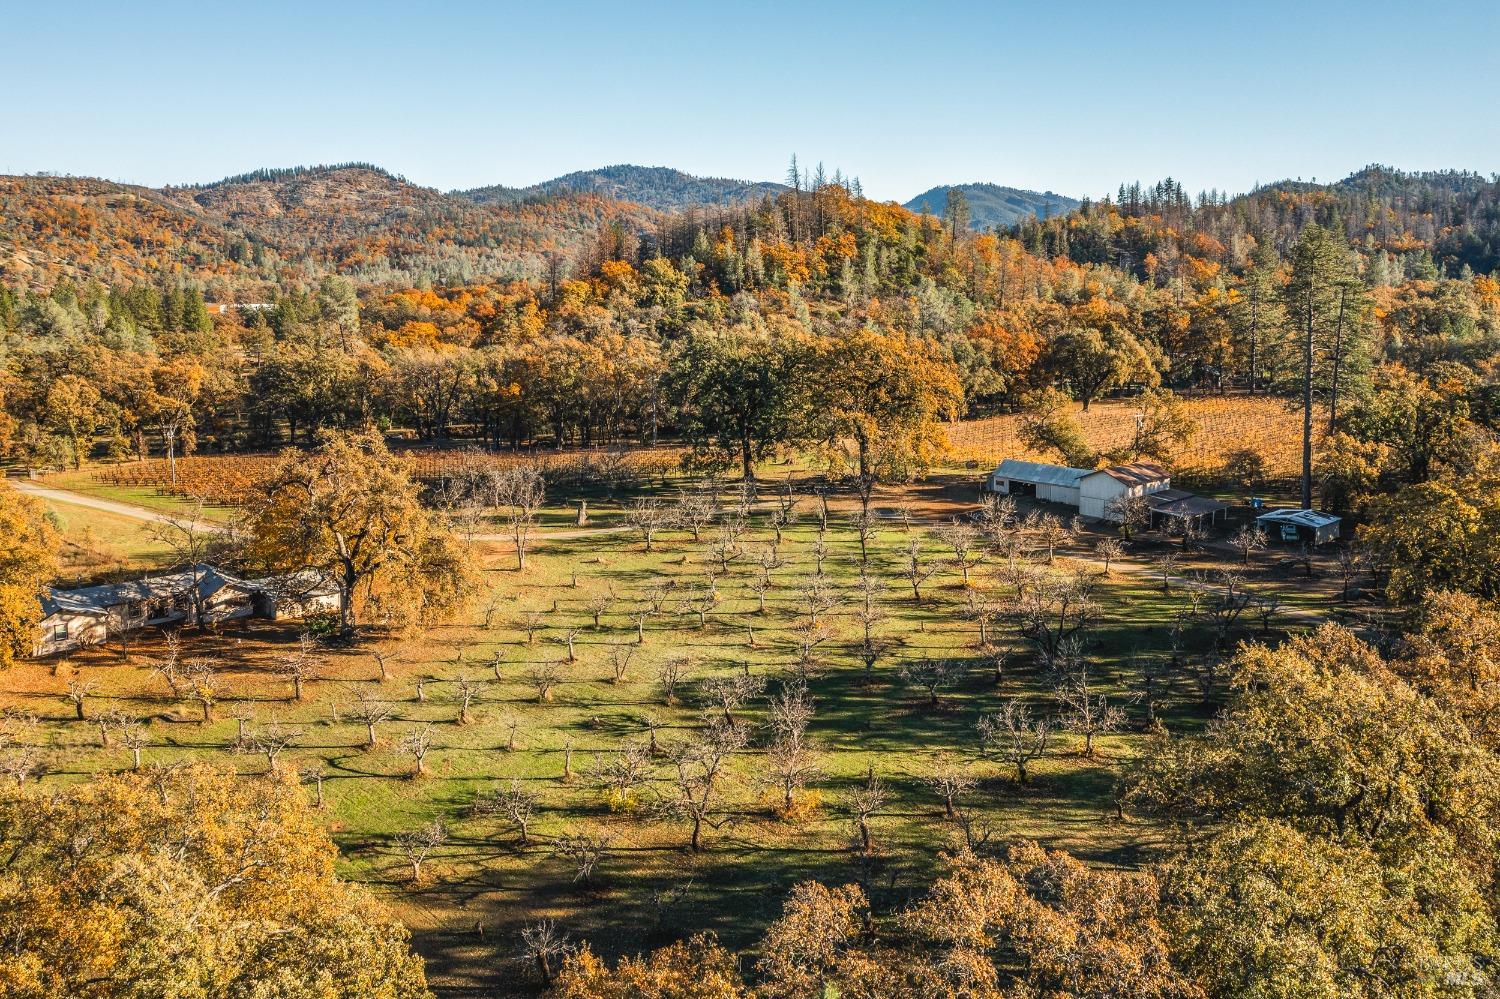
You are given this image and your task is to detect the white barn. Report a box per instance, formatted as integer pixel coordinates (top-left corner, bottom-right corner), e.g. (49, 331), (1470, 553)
(1078, 462), (1172, 521)
(986, 459), (1090, 507)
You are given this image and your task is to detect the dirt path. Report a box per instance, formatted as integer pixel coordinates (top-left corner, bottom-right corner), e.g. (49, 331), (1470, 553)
(14, 480), (634, 546)
(13, 481), (233, 534)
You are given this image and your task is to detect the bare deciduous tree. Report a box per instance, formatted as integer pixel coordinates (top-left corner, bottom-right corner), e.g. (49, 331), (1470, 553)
(395, 819), (447, 883)
(902, 658), (963, 707)
(472, 778), (539, 844)
(1056, 661), (1125, 758)
(554, 831), (611, 885)
(492, 465), (546, 570)
(924, 757), (977, 819)
(978, 701), (1053, 785)
(901, 538), (940, 603)
(626, 497), (668, 551)
(518, 920), (573, 985)
(938, 521), (983, 585)
(656, 656), (690, 706)
(701, 673), (766, 732)
(526, 660), (563, 703)
(402, 724), (435, 777)
(605, 643), (636, 684)
(1093, 537), (1124, 575)
(350, 690), (393, 747)
(846, 777), (888, 854)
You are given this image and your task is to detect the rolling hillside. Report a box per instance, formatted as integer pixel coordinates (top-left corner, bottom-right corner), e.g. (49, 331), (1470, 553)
(457, 164), (788, 212)
(0, 165), (658, 291)
(904, 182), (1080, 229)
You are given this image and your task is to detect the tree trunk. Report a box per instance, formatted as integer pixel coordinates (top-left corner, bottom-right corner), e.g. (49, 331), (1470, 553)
(1301, 289), (1315, 510)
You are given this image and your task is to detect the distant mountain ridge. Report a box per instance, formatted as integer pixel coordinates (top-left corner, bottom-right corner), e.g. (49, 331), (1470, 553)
(904, 183), (1081, 230)
(457, 165), (789, 213)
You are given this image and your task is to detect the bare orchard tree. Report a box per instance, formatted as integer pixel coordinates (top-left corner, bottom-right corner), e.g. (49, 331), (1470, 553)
(673, 487), (718, 543)
(526, 660), (564, 703)
(1093, 537), (1124, 576)
(937, 521), (983, 586)
(152, 632), (185, 697)
(471, 778), (540, 845)
(1149, 552), (1181, 594)
(394, 819), (447, 883)
(248, 718), (301, 772)
(797, 574), (840, 627)
(402, 724), (435, 777)
(451, 673), (487, 725)
(764, 735), (822, 816)
(274, 634), (320, 701)
(118, 718), (150, 772)
(924, 756), (977, 819)
(64, 678), (96, 721)
(605, 643), (636, 684)
(1105, 495), (1150, 541)
(350, 690), (393, 748)
(853, 509), (880, 567)
(656, 656), (690, 706)
(701, 673), (766, 732)
(300, 763), (328, 810)
(901, 658), (964, 708)
(1228, 524), (1267, 565)
(1015, 574), (1096, 671)
(846, 776), (888, 855)
(518, 920), (573, 986)
(962, 589), (999, 649)
(517, 610), (547, 646)
(1023, 512), (1072, 564)
(789, 619), (834, 679)
(181, 659), (220, 723)
(590, 742), (653, 810)
(658, 721), (746, 852)
(1056, 660), (1125, 758)
(584, 590), (616, 630)
(978, 701), (1054, 785)
(492, 465), (546, 570)
(901, 538), (941, 603)
(556, 626), (582, 663)
(626, 498), (668, 552)
(554, 831), (611, 886)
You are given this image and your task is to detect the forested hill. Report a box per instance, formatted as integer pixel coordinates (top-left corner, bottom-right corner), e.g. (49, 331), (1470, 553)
(1014, 164), (1500, 278)
(904, 183), (1080, 229)
(457, 165), (789, 212)
(0, 165), (657, 293)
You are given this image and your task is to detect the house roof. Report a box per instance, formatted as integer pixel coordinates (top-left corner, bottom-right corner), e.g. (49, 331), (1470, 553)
(42, 564), (250, 618)
(252, 569), (341, 600)
(1256, 508), (1342, 529)
(991, 459), (1090, 488)
(1147, 491), (1230, 519)
(1084, 462), (1170, 487)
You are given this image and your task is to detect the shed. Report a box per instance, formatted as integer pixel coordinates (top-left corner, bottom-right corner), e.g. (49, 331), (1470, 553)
(1078, 462), (1171, 520)
(986, 459), (1090, 507)
(1146, 488), (1230, 530)
(1256, 508), (1341, 546)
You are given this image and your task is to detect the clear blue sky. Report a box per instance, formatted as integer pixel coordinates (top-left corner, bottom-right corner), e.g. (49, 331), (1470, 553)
(4, 0), (1497, 202)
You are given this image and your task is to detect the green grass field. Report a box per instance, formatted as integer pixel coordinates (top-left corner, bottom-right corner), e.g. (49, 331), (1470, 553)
(10, 480), (1338, 996)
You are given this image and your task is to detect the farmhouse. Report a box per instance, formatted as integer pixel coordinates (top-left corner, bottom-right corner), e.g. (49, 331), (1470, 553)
(985, 459), (1090, 506)
(1256, 507), (1342, 546)
(1078, 462), (1172, 521)
(36, 564), (259, 656)
(35, 566), (342, 657)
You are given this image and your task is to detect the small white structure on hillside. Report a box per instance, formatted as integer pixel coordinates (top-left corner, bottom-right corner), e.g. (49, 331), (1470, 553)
(1078, 462), (1172, 520)
(986, 459), (1091, 506)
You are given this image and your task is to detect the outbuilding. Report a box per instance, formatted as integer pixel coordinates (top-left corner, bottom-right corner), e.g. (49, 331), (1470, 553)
(985, 459), (1090, 507)
(1078, 462), (1172, 521)
(1145, 488), (1231, 531)
(251, 570), (343, 620)
(1256, 508), (1342, 546)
